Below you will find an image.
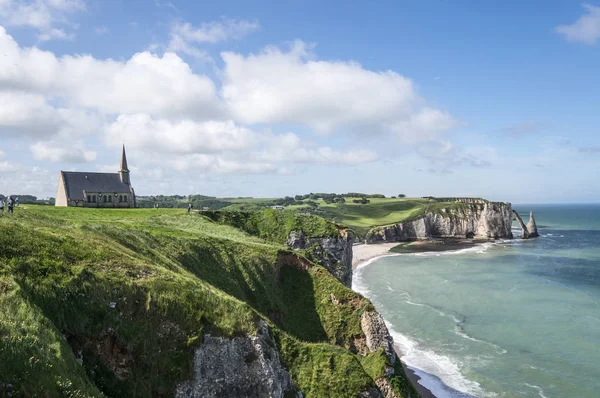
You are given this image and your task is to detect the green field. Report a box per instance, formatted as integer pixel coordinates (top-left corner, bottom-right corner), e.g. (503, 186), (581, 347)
(283, 197), (465, 238)
(0, 206), (416, 397)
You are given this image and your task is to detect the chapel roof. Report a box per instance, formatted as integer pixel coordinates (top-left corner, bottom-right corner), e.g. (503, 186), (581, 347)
(61, 171), (131, 201)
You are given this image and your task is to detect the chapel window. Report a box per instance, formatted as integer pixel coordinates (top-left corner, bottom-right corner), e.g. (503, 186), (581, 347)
(87, 195), (91, 203)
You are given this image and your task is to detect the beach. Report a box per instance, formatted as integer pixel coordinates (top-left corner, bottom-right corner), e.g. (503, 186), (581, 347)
(351, 242), (399, 270)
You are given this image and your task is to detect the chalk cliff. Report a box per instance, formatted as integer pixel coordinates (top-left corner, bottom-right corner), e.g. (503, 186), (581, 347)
(176, 320), (297, 398)
(286, 228), (355, 287)
(366, 201), (514, 243)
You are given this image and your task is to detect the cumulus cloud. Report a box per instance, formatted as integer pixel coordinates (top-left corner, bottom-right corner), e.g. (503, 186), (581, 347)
(0, 0), (84, 41)
(0, 27), (222, 122)
(105, 115), (257, 154)
(30, 140), (96, 163)
(221, 41), (422, 134)
(557, 3), (600, 45)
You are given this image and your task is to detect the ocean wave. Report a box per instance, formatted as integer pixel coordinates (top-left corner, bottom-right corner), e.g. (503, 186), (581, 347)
(409, 242), (495, 257)
(453, 326), (507, 355)
(524, 383), (549, 398)
(387, 323), (496, 398)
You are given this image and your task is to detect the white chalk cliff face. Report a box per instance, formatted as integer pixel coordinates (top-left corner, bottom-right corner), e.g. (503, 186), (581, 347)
(366, 202), (514, 243)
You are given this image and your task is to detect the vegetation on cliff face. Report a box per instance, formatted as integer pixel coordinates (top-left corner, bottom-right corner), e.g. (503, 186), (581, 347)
(0, 206), (416, 397)
(201, 208), (341, 243)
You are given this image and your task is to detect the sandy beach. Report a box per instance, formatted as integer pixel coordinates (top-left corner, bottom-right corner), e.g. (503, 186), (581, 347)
(351, 242), (398, 270)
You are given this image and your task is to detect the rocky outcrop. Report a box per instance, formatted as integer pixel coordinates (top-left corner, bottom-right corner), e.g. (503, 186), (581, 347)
(286, 228), (355, 287)
(360, 312), (416, 398)
(176, 321), (297, 398)
(361, 312), (396, 364)
(526, 211), (539, 238)
(366, 202), (514, 243)
(513, 210), (539, 239)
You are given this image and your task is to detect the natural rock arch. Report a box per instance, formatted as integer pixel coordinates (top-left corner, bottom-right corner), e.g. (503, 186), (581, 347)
(512, 210), (539, 239)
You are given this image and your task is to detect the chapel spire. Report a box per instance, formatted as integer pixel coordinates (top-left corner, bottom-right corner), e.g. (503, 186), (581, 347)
(120, 144), (129, 172)
(119, 145), (130, 185)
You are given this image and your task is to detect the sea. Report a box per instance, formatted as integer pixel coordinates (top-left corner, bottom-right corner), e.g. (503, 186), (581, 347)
(353, 204), (600, 398)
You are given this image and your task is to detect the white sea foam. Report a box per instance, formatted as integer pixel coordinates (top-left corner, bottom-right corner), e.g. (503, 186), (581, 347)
(388, 324), (495, 398)
(524, 383), (549, 398)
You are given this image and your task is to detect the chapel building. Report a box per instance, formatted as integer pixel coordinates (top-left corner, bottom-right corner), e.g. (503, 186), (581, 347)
(55, 145), (136, 208)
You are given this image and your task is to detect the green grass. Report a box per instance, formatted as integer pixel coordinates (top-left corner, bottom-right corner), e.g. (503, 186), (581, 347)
(0, 206), (415, 397)
(285, 197), (472, 238)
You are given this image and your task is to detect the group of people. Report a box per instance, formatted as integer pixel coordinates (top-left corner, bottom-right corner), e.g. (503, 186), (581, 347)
(0, 196), (18, 214)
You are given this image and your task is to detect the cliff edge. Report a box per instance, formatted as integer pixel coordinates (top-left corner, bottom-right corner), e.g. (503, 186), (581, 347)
(366, 201), (514, 243)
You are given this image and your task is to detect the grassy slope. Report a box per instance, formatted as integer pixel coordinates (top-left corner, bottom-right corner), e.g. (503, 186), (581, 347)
(0, 206), (414, 397)
(283, 197), (475, 238)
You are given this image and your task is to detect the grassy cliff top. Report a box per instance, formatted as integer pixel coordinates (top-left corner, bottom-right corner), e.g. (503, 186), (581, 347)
(0, 206), (416, 397)
(282, 197), (500, 238)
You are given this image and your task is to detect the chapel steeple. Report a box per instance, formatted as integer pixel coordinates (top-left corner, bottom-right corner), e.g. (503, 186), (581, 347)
(119, 144), (130, 185)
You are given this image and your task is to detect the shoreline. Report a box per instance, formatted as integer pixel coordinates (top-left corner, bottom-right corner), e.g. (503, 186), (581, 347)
(351, 242), (398, 270)
(352, 240), (490, 398)
(353, 243), (437, 397)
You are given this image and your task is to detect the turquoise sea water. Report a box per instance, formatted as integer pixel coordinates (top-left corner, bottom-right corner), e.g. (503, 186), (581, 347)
(353, 205), (600, 398)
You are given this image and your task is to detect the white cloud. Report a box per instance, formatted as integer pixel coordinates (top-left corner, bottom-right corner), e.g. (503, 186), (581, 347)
(171, 18), (260, 44)
(221, 41), (455, 141)
(0, 150), (5, 157)
(105, 114), (257, 154)
(0, 160), (19, 171)
(258, 132), (378, 165)
(557, 3), (600, 45)
(390, 108), (459, 142)
(167, 18), (259, 59)
(0, 90), (103, 138)
(0, 0), (84, 40)
(37, 27), (73, 41)
(0, 27), (222, 121)
(30, 140), (96, 162)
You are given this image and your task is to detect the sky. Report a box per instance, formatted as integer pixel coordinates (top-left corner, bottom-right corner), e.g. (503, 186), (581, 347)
(0, 0), (599, 203)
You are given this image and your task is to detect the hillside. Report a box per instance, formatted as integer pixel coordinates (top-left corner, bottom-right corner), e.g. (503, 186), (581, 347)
(0, 206), (418, 397)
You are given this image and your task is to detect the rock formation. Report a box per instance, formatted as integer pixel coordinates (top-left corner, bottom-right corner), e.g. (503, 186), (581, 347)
(366, 202), (514, 243)
(176, 321), (297, 398)
(512, 210), (539, 239)
(286, 228), (355, 287)
(526, 211), (539, 238)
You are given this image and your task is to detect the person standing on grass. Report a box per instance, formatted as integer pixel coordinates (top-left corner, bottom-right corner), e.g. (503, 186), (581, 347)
(0, 198), (4, 214)
(7, 196), (13, 214)
(187, 203), (192, 213)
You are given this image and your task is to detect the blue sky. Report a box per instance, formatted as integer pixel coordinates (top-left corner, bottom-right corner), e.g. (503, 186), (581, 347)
(0, 0), (599, 203)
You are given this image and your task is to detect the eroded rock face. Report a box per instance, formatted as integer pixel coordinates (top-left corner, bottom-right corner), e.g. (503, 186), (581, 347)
(367, 202), (514, 243)
(526, 211), (539, 238)
(176, 321), (296, 398)
(361, 312), (397, 365)
(286, 229), (355, 287)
